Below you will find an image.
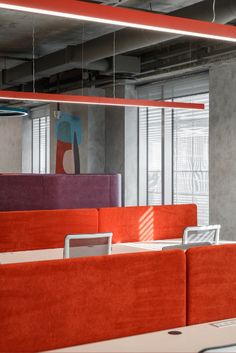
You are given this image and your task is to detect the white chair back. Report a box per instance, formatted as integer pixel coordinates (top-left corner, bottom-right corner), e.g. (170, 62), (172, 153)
(64, 233), (113, 259)
(182, 225), (221, 245)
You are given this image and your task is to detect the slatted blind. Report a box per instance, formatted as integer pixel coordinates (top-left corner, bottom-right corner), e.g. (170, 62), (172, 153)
(138, 72), (209, 225)
(138, 107), (148, 205)
(31, 106), (50, 174)
(173, 93), (209, 225)
(138, 72), (209, 100)
(148, 108), (162, 205)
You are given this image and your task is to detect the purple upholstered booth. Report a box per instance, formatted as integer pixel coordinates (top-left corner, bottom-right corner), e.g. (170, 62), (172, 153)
(0, 174), (121, 211)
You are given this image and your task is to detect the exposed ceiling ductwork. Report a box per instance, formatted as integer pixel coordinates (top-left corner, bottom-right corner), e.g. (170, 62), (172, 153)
(1, 0), (236, 88)
(73, 0), (236, 63)
(87, 0), (205, 13)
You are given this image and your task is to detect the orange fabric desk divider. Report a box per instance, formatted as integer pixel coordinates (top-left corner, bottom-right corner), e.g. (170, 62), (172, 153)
(0, 209), (99, 252)
(99, 204), (197, 243)
(0, 204), (197, 253)
(0, 250), (186, 353)
(187, 244), (236, 325)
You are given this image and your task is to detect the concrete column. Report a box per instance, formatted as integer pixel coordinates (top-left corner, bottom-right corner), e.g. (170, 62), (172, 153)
(22, 117), (32, 173)
(87, 101), (105, 173)
(0, 116), (23, 173)
(105, 83), (138, 206)
(50, 103), (57, 174)
(209, 62), (236, 240)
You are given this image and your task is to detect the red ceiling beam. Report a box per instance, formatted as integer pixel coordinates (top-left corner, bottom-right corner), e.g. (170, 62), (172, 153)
(0, 91), (204, 110)
(0, 0), (236, 42)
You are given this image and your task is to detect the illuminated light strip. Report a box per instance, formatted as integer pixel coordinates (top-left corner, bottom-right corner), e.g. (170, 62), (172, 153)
(0, 91), (205, 110)
(0, 0), (236, 42)
(0, 105), (28, 117)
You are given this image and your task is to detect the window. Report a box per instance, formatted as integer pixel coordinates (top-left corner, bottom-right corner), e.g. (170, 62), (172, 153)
(139, 107), (162, 205)
(138, 73), (209, 225)
(31, 106), (50, 174)
(173, 94), (209, 225)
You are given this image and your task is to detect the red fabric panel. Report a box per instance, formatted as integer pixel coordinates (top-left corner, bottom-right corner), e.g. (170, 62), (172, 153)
(99, 204), (197, 243)
(99, 206), (151, 243)
(155, 204), (197, 240)
(187, 244), (236, 325)
(0, 250), (186, 353)
(0, 209), (98, 252)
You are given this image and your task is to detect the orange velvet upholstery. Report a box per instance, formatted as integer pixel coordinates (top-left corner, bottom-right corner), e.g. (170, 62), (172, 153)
(99, 204), (197, 243)
(0, 250), (186, 353)
(0, 209), (98, 252)
(187, 244), (236, 325)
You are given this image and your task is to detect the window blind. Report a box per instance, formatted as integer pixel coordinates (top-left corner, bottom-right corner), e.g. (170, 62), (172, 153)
(173, 93), (209, 225)
(31, 106), (50, 174)
(138, 72), (209, 225)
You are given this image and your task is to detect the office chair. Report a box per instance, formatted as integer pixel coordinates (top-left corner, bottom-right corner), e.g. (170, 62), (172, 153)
(64, 233), (113, 259)
(162, 225), (221, 251)
(182, 225), (221, 245)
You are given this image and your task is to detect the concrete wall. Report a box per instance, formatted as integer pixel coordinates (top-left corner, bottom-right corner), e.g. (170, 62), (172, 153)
(87, 103), (105, 173)
(105, 83), (138, 206)
(105, 89), (125, 200)
(0, 116), (22, 173)
(209, 62), (236, 240)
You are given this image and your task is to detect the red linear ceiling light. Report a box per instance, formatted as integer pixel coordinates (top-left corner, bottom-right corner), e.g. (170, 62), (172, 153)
(0, 0), (236, 42)
(0, 91), (204, 110)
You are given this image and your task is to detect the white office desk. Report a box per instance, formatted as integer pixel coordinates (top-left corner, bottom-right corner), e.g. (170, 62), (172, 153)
(46, 320), (236, 353)
(0, 240), (234, 265)
(0, 239), (179, 264)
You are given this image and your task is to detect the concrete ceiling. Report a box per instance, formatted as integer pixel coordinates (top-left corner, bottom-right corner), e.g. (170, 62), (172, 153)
(0, 0), (204, 62)
(0, 0), (235, 92)
(0, 10), (121, 62)
(86, 0), (204, 12)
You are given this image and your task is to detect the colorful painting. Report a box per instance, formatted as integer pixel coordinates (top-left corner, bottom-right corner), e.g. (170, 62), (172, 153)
(56, 112), (81, 174)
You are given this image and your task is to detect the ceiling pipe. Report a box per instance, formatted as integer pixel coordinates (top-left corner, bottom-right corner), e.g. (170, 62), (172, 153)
(82, 0), (236, 63)
(2, 46), (109, 86)
(1, 0), (236, 87)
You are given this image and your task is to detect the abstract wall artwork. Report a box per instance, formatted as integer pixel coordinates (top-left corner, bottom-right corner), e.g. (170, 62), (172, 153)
(56, 112), (81, 174)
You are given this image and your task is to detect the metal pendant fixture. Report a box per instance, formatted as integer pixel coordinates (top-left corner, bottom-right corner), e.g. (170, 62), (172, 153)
(0, 106), (28, 117)
(0, 90), (204, 110)
(0, 0), (236, 42)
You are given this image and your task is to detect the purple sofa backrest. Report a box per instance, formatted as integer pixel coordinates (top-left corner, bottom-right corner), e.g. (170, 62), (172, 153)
(0, 174), (121, 211)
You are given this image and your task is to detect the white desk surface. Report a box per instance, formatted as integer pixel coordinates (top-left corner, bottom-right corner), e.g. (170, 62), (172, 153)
(0, 240), (234, 265)
(46, 320), (236, 353)
(0, 239), (181, 264)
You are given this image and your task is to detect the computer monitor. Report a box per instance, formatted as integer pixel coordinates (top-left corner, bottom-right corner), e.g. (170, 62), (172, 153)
(64, 233), (113, 259)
